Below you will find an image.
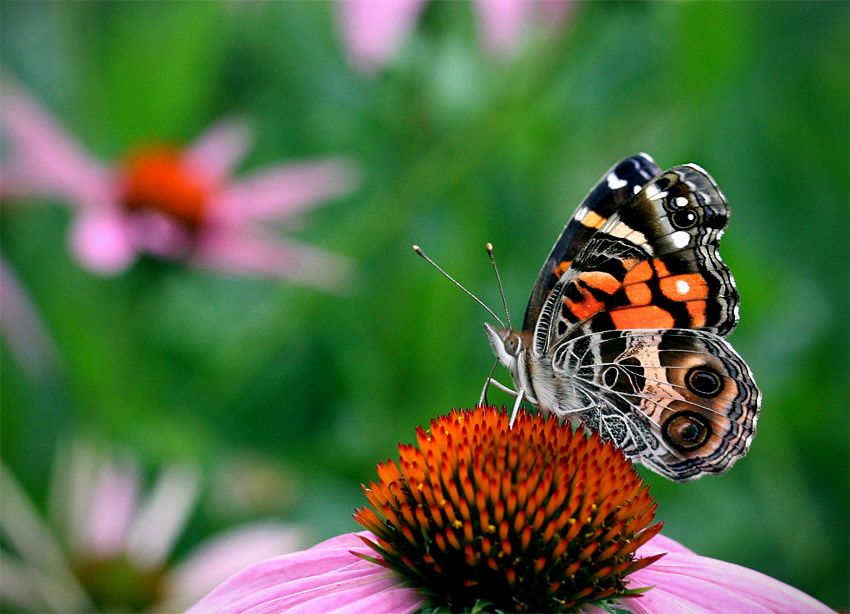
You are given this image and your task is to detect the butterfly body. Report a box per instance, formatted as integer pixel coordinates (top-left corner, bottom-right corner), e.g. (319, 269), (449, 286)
(487, 154), (760, 482)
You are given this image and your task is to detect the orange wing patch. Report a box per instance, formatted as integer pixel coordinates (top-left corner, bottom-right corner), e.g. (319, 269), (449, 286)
(560, 260), (712, 332)
(580, 211), (607, 229)
(611, 305), (675, 329)
(618, 261), (710, 329)
(623, 260), (654, 284)
(553, 260), (572, 279)
(624, 283), (652, 306)
(659, 273), (709, 302)
(564, 271), (621, 321)
(686, 300), (707, 328)
(581, 271), (622, 295)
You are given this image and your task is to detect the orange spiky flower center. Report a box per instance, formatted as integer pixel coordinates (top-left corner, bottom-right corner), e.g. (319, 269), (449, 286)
(353, 406), (664, 613)
(120, 145), (212, 228)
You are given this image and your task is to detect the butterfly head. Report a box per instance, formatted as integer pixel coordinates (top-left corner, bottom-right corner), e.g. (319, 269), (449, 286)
(484, 323), (535, 396)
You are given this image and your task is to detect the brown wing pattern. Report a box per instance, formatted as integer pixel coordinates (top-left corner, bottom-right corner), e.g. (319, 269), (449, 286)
(552, 328), (760, 482)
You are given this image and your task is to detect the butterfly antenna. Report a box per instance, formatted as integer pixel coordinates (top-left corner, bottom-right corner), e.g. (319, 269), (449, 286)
(413, 245), (506, 328)
(486, 243), (512, 330)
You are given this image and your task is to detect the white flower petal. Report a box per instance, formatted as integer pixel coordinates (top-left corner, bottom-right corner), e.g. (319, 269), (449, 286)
(126, 463), (201, 568)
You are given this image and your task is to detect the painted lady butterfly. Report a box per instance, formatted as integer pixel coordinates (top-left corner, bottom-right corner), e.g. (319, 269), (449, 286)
(481, 154), (761, 481)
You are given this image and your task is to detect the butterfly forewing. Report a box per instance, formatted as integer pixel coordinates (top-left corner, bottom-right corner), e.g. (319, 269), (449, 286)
(522, 153), (661, 332)
(535, 164), (741, 357)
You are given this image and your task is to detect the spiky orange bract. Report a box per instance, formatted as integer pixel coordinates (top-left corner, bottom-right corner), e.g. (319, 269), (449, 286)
(353, 406), (664, 613)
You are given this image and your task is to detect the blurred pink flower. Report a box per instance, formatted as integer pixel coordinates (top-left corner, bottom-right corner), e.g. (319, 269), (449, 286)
(339, 0), (574, 72)
(0, 439), (305, 613)
(0, 255), (60, 379)
(0, 88), (357, 288)
(187, 530), (836, 614)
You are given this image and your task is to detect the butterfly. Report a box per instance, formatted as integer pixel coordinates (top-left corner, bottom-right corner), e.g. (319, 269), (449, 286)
(483, 153), (761, 482)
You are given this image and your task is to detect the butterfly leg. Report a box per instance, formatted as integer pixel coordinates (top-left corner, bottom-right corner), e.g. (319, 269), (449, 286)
(486, 378), (519, 397)
(509, 389), (525, 428)
(478, 360), (500, 406)
(478, 377), (523, 427)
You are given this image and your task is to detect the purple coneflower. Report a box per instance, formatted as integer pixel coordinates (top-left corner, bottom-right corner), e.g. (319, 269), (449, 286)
(188, 407), (835, 613)
(0, 438), (304, 613)
(338, 0), (574, 72)
(0, 87), (356, 288)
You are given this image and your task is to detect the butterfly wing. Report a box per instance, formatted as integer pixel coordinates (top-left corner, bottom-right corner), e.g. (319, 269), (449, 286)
(552, 328), (760, 482)
(522, 153), (661, 332)
(534, 164), (739, 356)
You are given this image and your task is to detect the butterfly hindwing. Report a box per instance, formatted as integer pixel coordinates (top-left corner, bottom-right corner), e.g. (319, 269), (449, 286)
(553, 328), (760, 482)
(521, 154), (661, 332)
(535, 164), (740, 356)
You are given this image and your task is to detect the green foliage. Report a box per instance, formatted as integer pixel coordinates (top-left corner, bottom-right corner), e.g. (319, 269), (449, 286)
(1, 1), (847, 610)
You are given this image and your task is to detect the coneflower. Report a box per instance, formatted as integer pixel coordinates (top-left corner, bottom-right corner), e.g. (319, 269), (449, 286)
(188, 406), (835, 614)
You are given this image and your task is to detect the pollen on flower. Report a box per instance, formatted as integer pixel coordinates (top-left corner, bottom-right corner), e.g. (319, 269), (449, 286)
(121, 145), (211, 228)
(353, 406), (663, 613)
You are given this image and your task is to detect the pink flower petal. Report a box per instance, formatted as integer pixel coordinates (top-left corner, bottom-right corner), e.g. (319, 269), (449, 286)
(166, 523), (305, 610)
(338, 0), (427, 71)
(240, 575), (421, 614)
(83, 455), (139, 559)
(475, 0), (576, 57)
(622, 537), (837, 614)
(184, 116), (252, 185)
(124, 211), (195, 259)
(474, 0), (534, 57)
(68, 210), (137, 275)
(633, 532), (695, 557)
(539, 0), (575, 24)
(186, 532), (425, 614)
(211, 159), (358, 227)
(0, 87), (114, 208)
(193, 229), (351, 290)
(0, 256), (60, 378)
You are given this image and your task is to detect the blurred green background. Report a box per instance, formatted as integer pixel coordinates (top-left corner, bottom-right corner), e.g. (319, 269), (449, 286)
(1, 1), (847, 611)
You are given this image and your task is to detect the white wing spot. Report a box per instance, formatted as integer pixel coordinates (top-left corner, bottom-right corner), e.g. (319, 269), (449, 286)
(633, 184), (642, 194)
(674, 196), (689, 208)
(676, 279), (690, 295)
(671, 231), (690, 248)
(607, 172), (627, 190)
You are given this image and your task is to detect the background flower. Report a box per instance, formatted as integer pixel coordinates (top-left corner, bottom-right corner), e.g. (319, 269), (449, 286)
(0, 438), (304, 613)
(1, 87), (357, 288)
(339, 0), (574, 71)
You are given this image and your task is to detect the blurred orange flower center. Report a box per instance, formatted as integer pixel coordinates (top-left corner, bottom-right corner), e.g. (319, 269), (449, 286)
(121, 145), (211, 228)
